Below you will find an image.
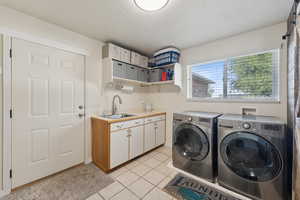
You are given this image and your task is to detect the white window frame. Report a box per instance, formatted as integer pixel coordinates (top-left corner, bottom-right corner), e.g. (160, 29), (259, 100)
(186, 49), (281, 103)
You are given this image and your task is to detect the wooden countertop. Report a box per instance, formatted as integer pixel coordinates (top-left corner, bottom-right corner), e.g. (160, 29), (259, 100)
(91, 111), (166, 124)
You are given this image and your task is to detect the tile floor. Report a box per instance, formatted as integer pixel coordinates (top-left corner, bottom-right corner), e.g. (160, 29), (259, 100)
(86, 146), (177, 200)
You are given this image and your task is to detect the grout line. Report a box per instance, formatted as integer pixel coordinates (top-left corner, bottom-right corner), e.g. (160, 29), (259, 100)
(101, 146), (173, 200)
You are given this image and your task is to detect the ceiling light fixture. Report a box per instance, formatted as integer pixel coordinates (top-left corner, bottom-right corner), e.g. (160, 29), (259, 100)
(134, 0), (169, 11)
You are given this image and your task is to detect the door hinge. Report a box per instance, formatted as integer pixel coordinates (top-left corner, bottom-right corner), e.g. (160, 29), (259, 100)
(9, 49), (12, 58)
(10, 109), (12, 119)
(9, 169), (12, 178)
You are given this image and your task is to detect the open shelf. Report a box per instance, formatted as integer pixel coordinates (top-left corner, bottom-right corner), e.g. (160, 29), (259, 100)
(151, 63), (177, 69)
(113, 77), (175, 86)
(148, 80), (174, 85)
(103, 58), (182, 88)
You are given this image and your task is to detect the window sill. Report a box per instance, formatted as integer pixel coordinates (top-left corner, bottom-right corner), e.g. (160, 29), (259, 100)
(186, 97), (281, 104)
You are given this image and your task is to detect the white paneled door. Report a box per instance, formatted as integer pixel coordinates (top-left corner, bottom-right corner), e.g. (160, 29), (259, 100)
(12, 39), (85, 188)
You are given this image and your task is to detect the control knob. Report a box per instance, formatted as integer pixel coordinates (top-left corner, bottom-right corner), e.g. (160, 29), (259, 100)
(243, 122), (251, 129)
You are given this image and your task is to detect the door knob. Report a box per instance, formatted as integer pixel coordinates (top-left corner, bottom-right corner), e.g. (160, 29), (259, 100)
(78, 113), (85, 118)
(78, 105), (84, 109)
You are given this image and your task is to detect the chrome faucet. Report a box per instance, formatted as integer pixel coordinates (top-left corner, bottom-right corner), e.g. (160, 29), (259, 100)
(112, 95), (122, 115)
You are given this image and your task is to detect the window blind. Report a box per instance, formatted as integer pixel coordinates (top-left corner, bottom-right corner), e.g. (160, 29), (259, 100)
(189, 49), (279, 100)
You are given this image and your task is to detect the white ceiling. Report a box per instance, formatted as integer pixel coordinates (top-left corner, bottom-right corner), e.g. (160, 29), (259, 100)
(0, 0), (293, 55)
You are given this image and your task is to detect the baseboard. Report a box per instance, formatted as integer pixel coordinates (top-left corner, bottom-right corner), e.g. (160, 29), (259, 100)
(167, 162), (251, 200)
(85, 158), (92, 164)
(0, 190), (10, 198)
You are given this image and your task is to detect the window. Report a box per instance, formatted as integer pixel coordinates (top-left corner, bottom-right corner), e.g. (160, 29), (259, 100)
(187, 50), (280, 101)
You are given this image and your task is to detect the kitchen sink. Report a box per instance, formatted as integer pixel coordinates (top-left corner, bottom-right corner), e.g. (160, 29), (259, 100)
(101, 113), (136, 119)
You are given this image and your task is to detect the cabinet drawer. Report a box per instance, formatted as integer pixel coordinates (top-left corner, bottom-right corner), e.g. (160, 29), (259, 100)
(127, 119), (144, 127)
(111, 122), (126, 131)
(145, 115), (166, 123)
(111, 119), (144, 131)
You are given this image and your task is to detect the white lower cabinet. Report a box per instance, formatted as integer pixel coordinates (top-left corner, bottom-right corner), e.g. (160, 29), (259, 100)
(144, 123), (157, 152)
(109, 115), (166, 169)
(156, 120), (166, 146)
(110, 129), (129, 168)
(144, 119), (166, 152)
(129, 126), (144, 159)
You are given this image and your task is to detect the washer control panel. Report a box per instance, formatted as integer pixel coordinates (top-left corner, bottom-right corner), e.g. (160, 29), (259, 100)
(242, 122), (251, 129)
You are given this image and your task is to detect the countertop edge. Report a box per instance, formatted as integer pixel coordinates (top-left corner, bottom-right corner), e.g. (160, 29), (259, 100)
(91, 111), (166, 123)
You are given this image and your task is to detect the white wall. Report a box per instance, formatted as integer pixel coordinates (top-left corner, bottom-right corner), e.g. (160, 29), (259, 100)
(0, 6), (147, 163)
(148, 23), (288, 146)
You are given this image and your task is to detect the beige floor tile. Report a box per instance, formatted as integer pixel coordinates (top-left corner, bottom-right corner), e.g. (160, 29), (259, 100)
(155, 163), (175, 176)
(164, 158), (172, 165)
(124, 160), (140, 169)
(144, 158), (161, 168)
(109, 167), (129, 179)
(137, 154), (152, 162)
(143, 188), (173, 200)
(128, 178), (154, 198)
(153, 152), (169, 162)
(158, 176), (172, 189)
(168, 170), (178, 178)
(110, 188), (139, 200)
(130, 163), (152, 176)
(116, 171), (139, 186)
(98, 181), (124, 199)
(147, 151), (159, 157)
(143, 170), (166, 185)
(158, 147), (172, 156)
(86, 193), (104, 200)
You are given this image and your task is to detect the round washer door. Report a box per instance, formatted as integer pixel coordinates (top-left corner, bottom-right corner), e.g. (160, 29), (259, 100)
(220, 131), (282, 182)
(174, 123), (209, 161)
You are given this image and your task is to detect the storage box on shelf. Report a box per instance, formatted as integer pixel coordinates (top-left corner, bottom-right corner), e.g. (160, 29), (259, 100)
(103, 43), (121, 60)
(102, 43), (182, 88)
(102, 57), (182, 88)
(153, 47), (181, 67)
(120, 47), (131, 63)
